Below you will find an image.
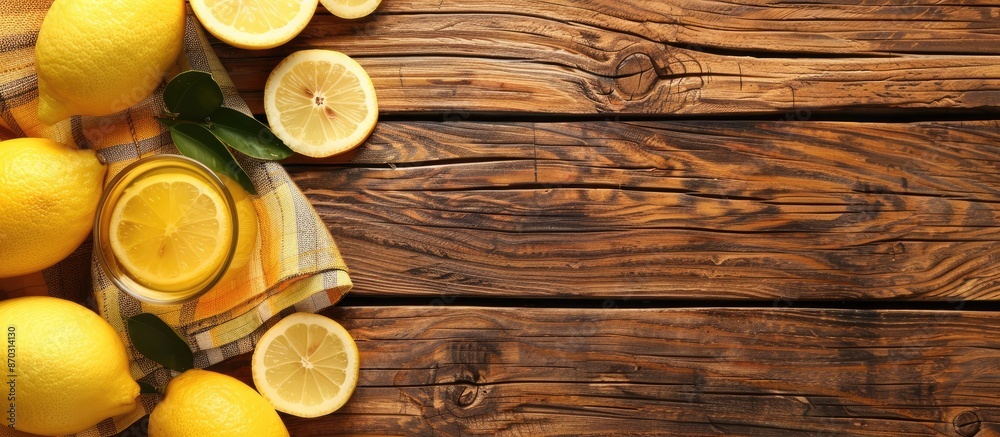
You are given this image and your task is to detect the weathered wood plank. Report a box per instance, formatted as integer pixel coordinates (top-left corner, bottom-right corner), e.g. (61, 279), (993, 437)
(204, 306), (1000, 436)
(219, 0), (1000, 57)
(287, 120), (1000, 301)
(214, 1), (1000, 115)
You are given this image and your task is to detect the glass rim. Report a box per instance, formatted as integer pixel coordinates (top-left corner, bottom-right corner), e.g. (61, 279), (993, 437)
(93, 153), (239, 306)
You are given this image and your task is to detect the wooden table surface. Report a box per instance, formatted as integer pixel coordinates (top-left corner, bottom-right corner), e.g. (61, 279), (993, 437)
(126, 1), (1000, 435)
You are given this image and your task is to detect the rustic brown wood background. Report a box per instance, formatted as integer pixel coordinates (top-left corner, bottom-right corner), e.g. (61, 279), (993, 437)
(125, 0), (1000, 435)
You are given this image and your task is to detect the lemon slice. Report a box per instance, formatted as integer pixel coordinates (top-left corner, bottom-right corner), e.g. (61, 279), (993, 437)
(109, 173), (234, 292)
(320, 0), (382, 19)
(264, 50), (379, 157)
(190, 0), (319, 50)
(252, 312), (360, 417)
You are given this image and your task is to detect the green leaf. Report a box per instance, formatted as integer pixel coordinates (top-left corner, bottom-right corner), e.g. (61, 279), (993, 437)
(206, 107), (293, 160)
(163, 71), (224, 121)
(169, 121), (257, 195)
(138, 381), (161, 395)
(126, 313), (194, 373)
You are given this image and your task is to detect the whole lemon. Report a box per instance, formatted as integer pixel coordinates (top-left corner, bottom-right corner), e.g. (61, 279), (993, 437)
(0, 138), (106, 278)
(35, 0), (186, 124)
(0, 296), (140, 435)
(217, 175), (259, 287)
(149, 369), (289, 437)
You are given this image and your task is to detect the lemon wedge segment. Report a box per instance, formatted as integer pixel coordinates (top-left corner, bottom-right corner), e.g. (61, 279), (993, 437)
(190, 0), (319, 50)
(264, 50), (379, 157)
(252, 312), (361, 417)
(109, 172), (233, 292)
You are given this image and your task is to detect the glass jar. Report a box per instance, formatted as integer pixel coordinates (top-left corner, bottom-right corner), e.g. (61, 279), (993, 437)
(94, 154), (238, 305)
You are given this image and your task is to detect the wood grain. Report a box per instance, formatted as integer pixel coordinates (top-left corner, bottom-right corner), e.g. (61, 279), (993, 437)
(286, 120), (1000, 301)
(203, 305), (1000, 436)
(213, 0), (1000, 115)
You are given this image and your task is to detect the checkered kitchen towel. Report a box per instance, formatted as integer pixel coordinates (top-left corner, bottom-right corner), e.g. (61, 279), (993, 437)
(0, 3), (352, 435)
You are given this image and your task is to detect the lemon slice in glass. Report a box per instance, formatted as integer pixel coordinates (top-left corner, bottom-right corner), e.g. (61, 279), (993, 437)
(320, 0), (382, 19)
(252, 312), (361, 418)
(109, 172), (234, 292)
(264, 50), (379, 158)
(190, 0), (319, 50)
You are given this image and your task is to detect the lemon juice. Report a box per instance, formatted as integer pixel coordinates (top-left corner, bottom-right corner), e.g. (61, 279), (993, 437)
(95, 155), (239, 305)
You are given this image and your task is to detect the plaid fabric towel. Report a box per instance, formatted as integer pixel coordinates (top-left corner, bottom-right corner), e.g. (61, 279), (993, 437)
(0, 3), (352, 435)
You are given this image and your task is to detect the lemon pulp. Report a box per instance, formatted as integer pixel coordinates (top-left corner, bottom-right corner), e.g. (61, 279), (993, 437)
(190, 0), (318, 50)
(109, 172), (233, 292)
(264, 50), (378, 157)
(252, 312), (360, 417)
(320, 0), (382, 19)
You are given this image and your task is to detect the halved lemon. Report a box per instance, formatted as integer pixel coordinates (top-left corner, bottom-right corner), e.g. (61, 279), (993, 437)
(320, 0), (382, 19)
(190, 0), (319, 50)
(252, 312), (360, 417)
(109, 173), (234, 292)
(264, 50), (379, 157)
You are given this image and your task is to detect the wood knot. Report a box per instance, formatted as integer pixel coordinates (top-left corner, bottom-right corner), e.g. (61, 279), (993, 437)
(954, 411), (981, 437)
(604, 48), (704, 112)
(451, 379), (480, 408)
(613, 53), (659, 101)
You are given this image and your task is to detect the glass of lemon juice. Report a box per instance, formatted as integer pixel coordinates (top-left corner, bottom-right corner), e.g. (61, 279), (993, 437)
(94, 154), (240, 305)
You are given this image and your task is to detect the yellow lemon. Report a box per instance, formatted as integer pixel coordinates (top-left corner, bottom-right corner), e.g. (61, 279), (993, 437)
(35, 0), (186, 124)
(0, 138), (106, 278)
(0, 296), (139, 436)
(321, 0), (382, 19)
(109, 172), (234, 292)
(190, 0), (319, 50)
(264, 50), (379, 158)
(252, 312), (360, 417)
(217, 175), (259, 287)
(148, 369), (289, 437)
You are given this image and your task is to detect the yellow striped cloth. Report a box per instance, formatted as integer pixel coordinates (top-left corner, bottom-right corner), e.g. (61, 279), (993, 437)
(0, 4), (352, 435)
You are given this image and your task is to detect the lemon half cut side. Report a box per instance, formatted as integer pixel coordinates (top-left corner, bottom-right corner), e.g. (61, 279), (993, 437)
(190, 0), (319, 50)
(264, 50), (379, 158)
(320, 0), (382, 19)
(252, 312), (361, 417)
